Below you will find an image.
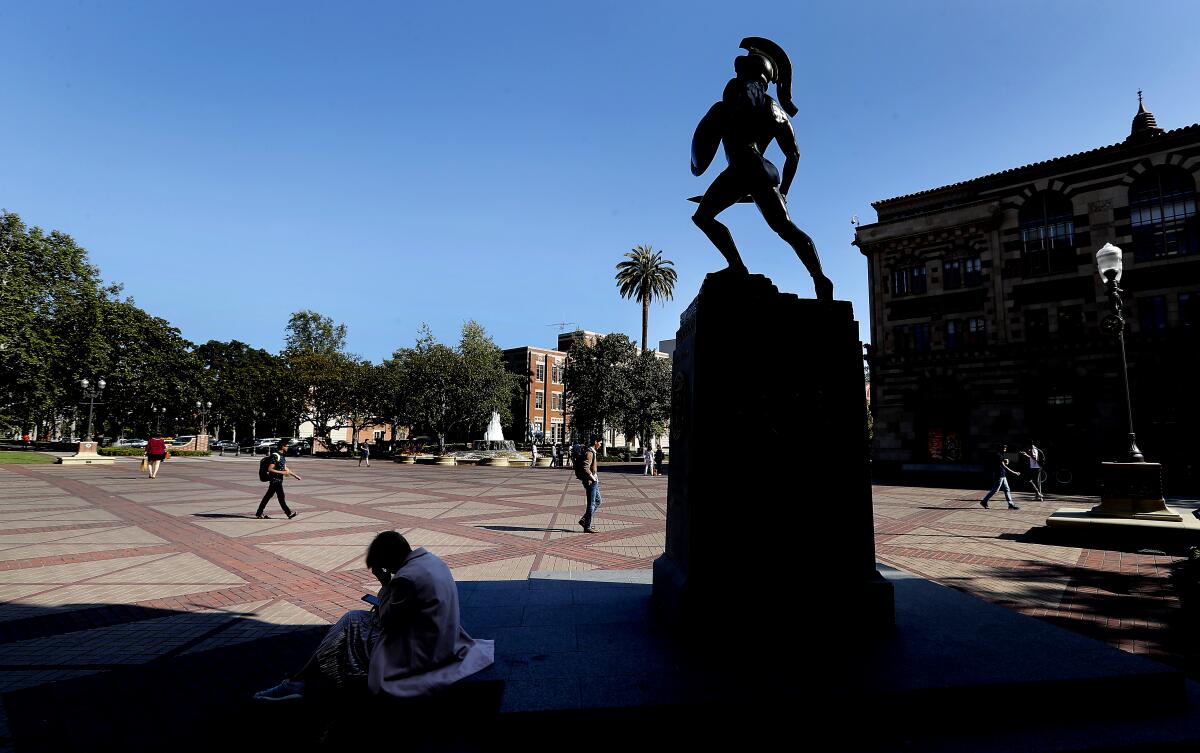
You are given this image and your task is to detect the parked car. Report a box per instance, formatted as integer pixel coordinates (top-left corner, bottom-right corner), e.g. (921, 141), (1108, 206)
(210, 440), (239, 451)
(115, 438), (147, 448)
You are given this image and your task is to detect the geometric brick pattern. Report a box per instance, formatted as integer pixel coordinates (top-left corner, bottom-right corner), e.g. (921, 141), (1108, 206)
(0, 460), (1192, 747)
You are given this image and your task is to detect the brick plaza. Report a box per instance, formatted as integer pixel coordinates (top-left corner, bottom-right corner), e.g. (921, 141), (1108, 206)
(0, 456), (1194, 747)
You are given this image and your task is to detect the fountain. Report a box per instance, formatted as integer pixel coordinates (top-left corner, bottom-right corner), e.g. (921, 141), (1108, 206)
(475, 412), (515, 452)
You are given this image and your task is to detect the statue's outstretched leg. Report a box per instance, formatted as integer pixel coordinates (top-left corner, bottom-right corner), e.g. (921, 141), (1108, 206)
(693, 169), (749, 274)
(753, 188), (834, 301)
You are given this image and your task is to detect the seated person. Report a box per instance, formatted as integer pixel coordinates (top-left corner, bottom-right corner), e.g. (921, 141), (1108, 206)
(254, 531), (494, 700)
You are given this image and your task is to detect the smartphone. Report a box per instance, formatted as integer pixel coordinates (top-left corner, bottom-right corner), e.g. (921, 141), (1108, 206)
(361, 594), (380, 606)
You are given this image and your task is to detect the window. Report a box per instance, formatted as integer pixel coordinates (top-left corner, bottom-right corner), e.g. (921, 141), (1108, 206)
(551, 392), (563, 411)
(551, 360), (562, 384)
(1138, 295), (1168, 332)
(891, 265), (927, 296)
(945, 319), (962, 349)
(1130, 166), (1199, 260)
(535, 390), (544, 409)
(966, 317), (985, 346)
(943, 260), (961, 290)
(943, 256), (983, 290)
(535, 361), (545, 383)
(532, 421), (543, 440)
(964, 257), (982, 286)
(1057, 305), (1083, 338)
(373, 430), (384, 440)
(1182, 292), (1198, 327)
(1020, 191), (1075, 276)
(549, 420), (564, 443)
(1025, 309), (1049, 343)
(913, 323), (932, 352)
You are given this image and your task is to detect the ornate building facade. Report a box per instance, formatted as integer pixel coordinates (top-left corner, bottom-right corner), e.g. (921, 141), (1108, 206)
(855, 98), (1200, 491)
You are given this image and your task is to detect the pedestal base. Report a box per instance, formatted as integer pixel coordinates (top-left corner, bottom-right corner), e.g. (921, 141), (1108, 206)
(1046, 461), (1184, 530)
(56, 442), (114, 465)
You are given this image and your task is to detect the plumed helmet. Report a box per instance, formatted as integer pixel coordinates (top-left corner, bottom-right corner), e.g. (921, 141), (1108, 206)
(736, 36), (797, 117)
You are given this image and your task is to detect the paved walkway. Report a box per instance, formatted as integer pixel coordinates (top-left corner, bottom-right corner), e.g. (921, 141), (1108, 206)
(0, 458), (1194, 748)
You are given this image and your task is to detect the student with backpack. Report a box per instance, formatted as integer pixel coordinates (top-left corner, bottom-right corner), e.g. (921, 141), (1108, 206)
(575, 435), (603, 533)
(257, 439), (301, 519)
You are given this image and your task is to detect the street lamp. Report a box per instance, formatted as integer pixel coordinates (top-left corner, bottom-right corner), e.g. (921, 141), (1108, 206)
(80, 378), (105, 441)
(151, 405), (167, 435)
(195, 400), (212, 436)
(1095, 243), (1144, 463)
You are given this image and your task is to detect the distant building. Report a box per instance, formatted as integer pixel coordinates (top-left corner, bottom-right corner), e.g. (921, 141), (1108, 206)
(502, 345), (568, 444)
(658, 338), (676, 359)
(855, 97), (1200, 490)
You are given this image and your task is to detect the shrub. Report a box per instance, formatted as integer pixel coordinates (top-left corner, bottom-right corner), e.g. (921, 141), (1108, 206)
(99, 447), (211, 457)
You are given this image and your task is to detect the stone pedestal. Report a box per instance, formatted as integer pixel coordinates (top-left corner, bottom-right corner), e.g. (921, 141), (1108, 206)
(56, 441), (114, 465)
(1047, 461), (1195, 532)
(653, 271), (893, 633)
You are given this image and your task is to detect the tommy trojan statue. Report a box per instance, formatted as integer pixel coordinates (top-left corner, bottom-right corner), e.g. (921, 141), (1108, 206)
(690, 37), (833, 301)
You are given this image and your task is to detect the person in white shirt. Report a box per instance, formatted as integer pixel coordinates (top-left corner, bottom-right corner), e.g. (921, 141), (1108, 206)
(1020, 442), (1045, 501)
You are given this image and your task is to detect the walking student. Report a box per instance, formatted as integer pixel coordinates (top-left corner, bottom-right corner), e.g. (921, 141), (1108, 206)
(144, 433), (168, 479)
(257, 439), (301, 519)
(359, 441), (370, 468)
(654, 445), (664, 476)
(643, 443), (654, 475)
(575, 435), (603, 533)
(980, 443), (1021, 511)
(1020, 441), (1045, 501)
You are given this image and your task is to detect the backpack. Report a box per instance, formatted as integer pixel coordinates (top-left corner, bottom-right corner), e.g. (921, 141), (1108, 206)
(259, 453), (277, 482)
(573, 447), (590, 481)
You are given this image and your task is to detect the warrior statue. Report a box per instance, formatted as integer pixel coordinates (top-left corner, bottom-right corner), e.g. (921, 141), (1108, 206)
(691, 37), (833, 301)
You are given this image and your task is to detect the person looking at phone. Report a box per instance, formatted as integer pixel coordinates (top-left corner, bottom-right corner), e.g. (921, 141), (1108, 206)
(253, 530), (494, 701)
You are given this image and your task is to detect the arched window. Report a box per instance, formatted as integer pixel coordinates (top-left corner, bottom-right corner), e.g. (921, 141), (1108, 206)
(1019, 191), (1074, 276)
(1129, 166), (1199, 260)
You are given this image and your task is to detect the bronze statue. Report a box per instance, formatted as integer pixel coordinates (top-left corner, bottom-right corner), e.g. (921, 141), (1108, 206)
(690, 37), (833, 301)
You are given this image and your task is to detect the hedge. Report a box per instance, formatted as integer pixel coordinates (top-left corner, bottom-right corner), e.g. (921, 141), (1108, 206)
(99, 448), (211, 457)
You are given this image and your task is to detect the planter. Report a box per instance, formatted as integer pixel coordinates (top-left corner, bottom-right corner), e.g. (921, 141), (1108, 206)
(478, 457), (509, 467)
(395, 455), (417, 464)
(456, 458), (480, 466)
(534, 457), (552, 468)
(435, 455), (456, 466)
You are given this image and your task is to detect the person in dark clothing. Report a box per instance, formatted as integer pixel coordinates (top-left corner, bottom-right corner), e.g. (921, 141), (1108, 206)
(980, 443), (1021, 510)
(257, 439), (301, 519)
(654, 446), (665, 476)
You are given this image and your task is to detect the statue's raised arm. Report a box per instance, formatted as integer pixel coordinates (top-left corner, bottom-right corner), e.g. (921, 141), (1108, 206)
(688, 37), (833, 301)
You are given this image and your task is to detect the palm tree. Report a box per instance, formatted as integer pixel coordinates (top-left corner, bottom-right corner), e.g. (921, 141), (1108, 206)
(615, 245), (678, 353)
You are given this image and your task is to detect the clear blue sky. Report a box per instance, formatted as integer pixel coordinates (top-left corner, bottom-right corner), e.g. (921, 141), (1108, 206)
(3, 0), (1198, 359)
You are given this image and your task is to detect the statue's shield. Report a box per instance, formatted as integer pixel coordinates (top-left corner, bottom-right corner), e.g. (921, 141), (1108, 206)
(690, 102), (724, 177)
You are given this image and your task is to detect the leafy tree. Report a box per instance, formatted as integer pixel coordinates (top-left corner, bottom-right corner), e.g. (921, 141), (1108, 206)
(378, 354), (416, 446)
(458, 320), (520, 437)
(615, 245), (677, 353)
(344, 360), (382, 450)
(195, 340), (288, 441)
(97, 299), (202, 439)
(563, 333), (636, 451)
(284, 310), (347, 356)
(398, 325), (461, 454)
(395, 322), (519, 454)
(283, 310), (354, 447)
(0, 212), (113, 439)
(617, 350), (672, 452)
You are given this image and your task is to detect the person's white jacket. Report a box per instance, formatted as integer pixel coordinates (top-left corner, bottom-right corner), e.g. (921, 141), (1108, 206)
(368, 548), (494, 698)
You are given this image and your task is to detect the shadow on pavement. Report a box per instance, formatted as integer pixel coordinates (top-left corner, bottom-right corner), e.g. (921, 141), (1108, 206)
(0, 577), (661, 752)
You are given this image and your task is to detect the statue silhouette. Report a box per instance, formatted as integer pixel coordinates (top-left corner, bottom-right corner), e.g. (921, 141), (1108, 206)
(690, 37), (833, 301)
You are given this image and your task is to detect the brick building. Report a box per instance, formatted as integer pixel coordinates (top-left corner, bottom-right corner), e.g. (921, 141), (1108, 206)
(854, 97), (1200, 491)
(502, 345), (569, 444)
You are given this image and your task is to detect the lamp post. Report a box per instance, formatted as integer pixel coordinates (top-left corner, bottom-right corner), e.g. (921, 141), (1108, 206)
(1095, 243), (1144, 463)
(80, 378), (105, 441)
(195, 400), (212, 435)
(152, 406), (167, 435)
